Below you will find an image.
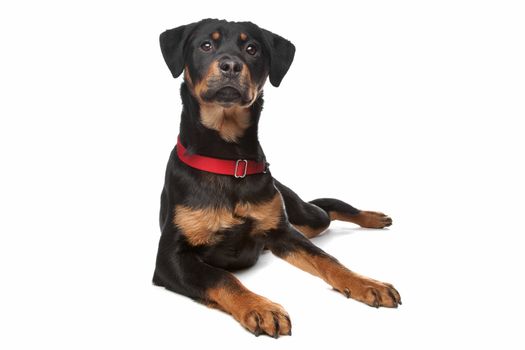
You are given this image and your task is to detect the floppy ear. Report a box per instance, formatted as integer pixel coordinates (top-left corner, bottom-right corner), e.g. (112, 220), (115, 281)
(159, 23), (196, 78)
(262, 29), (296, 87)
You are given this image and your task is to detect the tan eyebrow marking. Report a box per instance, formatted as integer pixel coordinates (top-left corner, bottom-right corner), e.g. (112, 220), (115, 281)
(211, 31), (220, 40)
(240, 32), (248, 41)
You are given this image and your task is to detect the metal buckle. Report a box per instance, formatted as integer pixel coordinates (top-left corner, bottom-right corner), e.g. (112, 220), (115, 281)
(234, 159), (248, 178)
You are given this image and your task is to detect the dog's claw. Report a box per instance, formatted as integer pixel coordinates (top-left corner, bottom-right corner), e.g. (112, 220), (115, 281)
(252, 313), (262, 336)
(387, 289), (398, 308)
(242, 304), (290, 338)
(285, 315), (292, 335)
(371, 289), (381, 308)
(272, 312), (280, 338)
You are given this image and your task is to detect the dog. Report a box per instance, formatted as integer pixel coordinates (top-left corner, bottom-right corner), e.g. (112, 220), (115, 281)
(153, 19), (401, 338)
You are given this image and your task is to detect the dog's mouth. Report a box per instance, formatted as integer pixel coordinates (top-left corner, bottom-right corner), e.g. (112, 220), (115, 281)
(200, 82), (253, 107)
(214, 87), (242, 103)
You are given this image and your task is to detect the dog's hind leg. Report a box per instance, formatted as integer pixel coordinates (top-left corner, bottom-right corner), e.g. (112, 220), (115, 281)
(274, 180), (392, 239)
(274, 180), (331, 238)
(309, 198), (392, 229)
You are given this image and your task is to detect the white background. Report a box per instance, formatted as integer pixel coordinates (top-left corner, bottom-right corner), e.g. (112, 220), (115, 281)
(1, 0), (524, 349)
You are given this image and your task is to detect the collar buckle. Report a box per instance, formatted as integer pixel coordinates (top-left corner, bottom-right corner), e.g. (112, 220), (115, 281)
(234, 159), (248, 178)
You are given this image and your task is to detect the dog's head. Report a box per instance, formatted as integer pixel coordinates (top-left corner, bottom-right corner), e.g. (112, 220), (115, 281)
(160, 19), (295, 108)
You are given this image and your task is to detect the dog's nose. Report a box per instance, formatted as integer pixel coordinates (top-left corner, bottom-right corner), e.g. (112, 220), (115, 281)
(218, 57), (243, 77)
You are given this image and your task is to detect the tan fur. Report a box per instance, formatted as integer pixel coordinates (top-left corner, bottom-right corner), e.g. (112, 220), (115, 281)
(194, 63), (221, 100)
(283, 251), (400, 307)
(283, 251), (353, 287)
(239, 32), (248, 41)
(292, 224), (329, 239)
(329, 210), (391, 228)
(173, 194), (284, 246)
(173, 206), (242, 246)
(239, 64), (259, 106)
(200, 104), (251, 142)
(207, 280), (291, 336)
(184, 65), (193, 85)
(235, 193), (284, 234)
(211, 31), (220, 40)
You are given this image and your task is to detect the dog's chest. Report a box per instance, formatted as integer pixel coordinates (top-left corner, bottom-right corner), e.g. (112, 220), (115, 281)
(173, 193), (284, 246)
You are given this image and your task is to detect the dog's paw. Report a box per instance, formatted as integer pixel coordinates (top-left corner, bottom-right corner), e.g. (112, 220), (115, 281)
(338, 274), (401, 308)
(235, 296), (291, 338)
(355, 211), (393, 229)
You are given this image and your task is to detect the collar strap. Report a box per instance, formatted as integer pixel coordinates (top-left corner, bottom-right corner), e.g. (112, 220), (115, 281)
(176, 137), (268, 178)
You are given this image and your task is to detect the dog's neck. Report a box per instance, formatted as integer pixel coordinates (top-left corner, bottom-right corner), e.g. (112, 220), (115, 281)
(178, 83), (265, 161)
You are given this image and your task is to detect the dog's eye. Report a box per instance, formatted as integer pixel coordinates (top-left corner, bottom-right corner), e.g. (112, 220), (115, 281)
(200, 41), (213, 52)
(245, 44), (257, 56)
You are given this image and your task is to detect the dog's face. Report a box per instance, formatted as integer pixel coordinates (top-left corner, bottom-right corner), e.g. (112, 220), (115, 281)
(160, 19), (295, 108)
(183, 21), (269, 107)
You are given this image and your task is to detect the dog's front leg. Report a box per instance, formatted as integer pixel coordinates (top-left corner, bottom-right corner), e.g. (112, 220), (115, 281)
(153, 235), (291, 337)
(266, 227), (401, 308)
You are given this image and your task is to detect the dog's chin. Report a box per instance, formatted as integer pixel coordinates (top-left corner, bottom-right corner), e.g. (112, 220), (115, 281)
(203, 87), (252, 108)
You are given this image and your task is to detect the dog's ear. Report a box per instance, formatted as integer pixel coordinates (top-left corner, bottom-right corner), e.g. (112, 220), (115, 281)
(160, 23), (197, 78)
(262, 29), (296, 87)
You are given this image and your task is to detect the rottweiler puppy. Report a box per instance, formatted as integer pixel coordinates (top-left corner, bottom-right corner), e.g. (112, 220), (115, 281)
(153, 19), (401, 338)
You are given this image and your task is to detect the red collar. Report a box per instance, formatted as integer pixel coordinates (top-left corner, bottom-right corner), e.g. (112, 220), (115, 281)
(176, 137), (268, 178)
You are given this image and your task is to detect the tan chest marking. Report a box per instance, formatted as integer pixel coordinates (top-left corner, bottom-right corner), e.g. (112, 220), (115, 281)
(173, 194), (284, 246)
(200, 104), (251, 143)
(234, 193), (284, 234)
(173, 206), (242, 246)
